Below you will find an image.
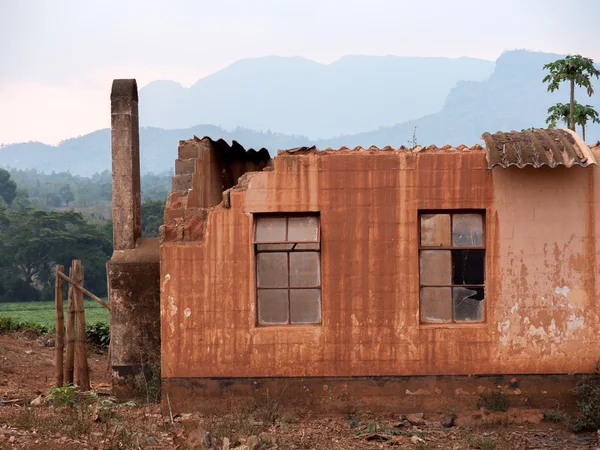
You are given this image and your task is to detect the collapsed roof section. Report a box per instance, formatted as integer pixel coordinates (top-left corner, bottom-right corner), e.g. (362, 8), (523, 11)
(162, 136), (272, 242)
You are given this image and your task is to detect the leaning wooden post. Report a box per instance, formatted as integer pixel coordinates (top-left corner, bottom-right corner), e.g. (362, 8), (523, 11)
(55, 264), (65, 388)
(74, 260), (90, 391)
(64, 264), (76, 385)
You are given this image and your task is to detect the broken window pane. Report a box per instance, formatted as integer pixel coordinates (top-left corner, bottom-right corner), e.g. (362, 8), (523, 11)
(289, 252), (320, 287)
(453, 287), (484, 321)
(258, 289), (289, 324)
(290, 289), (321, 324)
(288, 216), (319, 242)
(256, 252), (288, 288)
(420, 287), (452, 323)
(452, 214), (483, 247)
(256, 243), (295, 251)
(452, 249), (485, 285)
(419, 250), (452, 286)
(420, 214), (451, 247)
(294, 243), (320, 251)
(255, 217), (287, 243)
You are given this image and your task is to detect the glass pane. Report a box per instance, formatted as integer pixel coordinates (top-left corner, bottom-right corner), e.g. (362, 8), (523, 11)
(289, 252), (320, 287)
(255, 217), (287, 243)
(258, 289), (289, 324)
(452, 214), (483, 246)
(453, 287), (484, 321)
(288, 216), (319, 242)
(419, 250), (451, 286)
(420, 287), (452, 323)
(257, 252), (288, 288)
(420, 214), (451, 247)
(290, 289), (321, 324)
(452, 249), (485, 285)
(294, 243), (320, 251)
(257, 243), (294, 251)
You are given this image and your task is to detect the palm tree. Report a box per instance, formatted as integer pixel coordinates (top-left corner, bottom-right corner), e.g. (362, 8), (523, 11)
(546, 101), (600, 141)
(546, 102), (570, 129)
(573, 104), (600, 142)
(543, 55), (600, 131)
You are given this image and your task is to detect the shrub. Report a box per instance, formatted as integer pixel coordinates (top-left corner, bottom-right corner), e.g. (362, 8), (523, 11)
(478, 388), (510, 412)
(85, 321), (110, 349)
(569, 361), (600, 432)
(543, 408), (569, 423)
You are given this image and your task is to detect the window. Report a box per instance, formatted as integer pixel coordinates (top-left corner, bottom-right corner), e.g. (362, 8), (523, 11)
(254, 214), (321, 325)
(419, 211), (485, 323)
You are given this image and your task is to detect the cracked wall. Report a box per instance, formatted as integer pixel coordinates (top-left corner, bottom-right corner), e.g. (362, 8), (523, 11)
(160, 145), (600, 383)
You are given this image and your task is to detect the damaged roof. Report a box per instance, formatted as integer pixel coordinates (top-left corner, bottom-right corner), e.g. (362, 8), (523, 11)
(199, 136), (271, 163)
(482, 128), (597, 169)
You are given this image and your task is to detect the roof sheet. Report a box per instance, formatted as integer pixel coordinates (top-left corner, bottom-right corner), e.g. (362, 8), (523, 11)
(482, 128), (597, 169)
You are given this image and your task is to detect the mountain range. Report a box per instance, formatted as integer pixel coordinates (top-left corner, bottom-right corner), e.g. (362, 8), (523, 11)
(1, 50), (599, 176)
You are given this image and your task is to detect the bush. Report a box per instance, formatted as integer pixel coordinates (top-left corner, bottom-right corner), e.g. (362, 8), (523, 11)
(478, 388), (510, 412)
(0, 316), (49, 335)
(85, 321), (110, 349)
(543, 408), (569, 423)
(569, 362), (600, 432)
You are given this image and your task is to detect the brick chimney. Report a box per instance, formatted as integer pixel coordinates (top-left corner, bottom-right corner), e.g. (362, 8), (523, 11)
(110, 79), (141, 250)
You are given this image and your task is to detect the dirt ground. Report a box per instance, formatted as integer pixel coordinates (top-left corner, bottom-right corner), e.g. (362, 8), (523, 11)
(0, 333), (598, 449)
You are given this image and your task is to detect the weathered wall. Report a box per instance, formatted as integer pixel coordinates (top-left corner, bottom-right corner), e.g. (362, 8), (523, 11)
(108, 238), (161, 394)
(160, 147), (600, 386)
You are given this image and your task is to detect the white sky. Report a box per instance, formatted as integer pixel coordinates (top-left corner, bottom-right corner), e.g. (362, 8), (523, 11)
(1, 0), (599, 145)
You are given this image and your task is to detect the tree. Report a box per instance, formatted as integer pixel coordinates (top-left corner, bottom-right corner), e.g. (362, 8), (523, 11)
(546, 101), (600, 141)
(59, 184), (75, 206)
(574, 104), (600, 142)
(543, 54), (600, 131)
(141, 198), (165, 238)
(0, 168), (17, 206)
(0, 209), (112, 302)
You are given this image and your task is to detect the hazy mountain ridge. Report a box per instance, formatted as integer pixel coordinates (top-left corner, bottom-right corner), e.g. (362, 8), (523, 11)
(140, 55), (495, 138)
(319, 50), (600, 148)
(2, 50), (599, 176)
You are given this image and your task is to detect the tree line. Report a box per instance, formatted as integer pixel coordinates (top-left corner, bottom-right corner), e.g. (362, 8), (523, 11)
(0, 168), (167, 303)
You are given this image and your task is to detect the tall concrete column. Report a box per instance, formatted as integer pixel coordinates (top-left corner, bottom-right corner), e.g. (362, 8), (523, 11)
(108, 79), (161, 397)
(111, 79), (141, 250)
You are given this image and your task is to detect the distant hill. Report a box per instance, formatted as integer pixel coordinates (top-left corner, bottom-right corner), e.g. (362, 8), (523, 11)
(2, 50), (599, 176)
(320, 50), (600, 147)
(0, 126), (311, 176)
(140, 55), (495, 138)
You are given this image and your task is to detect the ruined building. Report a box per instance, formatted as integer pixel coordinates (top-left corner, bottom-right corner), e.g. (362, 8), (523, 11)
(108, 79), (600, 413)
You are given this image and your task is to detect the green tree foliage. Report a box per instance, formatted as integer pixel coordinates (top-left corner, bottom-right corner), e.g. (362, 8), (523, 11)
(0, 168), (17, 206)
(141, 198), (165, 238)
(546, 101), (600, 141)
(58, 184), (75, 206)
(0, 208), (112, 302)
(543, 54), (600, 131)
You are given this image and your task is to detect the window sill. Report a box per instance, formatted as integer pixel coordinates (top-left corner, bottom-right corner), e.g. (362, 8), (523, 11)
(418, 322), (487, 330)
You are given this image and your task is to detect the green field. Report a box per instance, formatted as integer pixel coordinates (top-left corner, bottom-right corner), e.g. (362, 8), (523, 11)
(0, 300), (109, 326)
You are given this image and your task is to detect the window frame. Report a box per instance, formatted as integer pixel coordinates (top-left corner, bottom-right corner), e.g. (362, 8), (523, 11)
(253, 213), (322, 326)
(418, 209), (487, 324)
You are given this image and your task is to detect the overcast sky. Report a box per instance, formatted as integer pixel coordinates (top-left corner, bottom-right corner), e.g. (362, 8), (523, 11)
(1, 0), (599, 145)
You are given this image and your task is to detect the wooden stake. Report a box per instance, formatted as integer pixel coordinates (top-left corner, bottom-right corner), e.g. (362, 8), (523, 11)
(64, 264), (75, 385)
(55, 264), (64, 388)
(74, 260), (90, 391)
(57, 270), (110, 310)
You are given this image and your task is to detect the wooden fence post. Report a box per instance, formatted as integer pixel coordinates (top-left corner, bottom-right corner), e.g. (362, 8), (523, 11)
(64, 263), (76, 385)
(55, 264), (64, 388)
(74, 260), (90, 391)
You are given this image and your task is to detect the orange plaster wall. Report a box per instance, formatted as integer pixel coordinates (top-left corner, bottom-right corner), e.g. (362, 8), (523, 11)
(160, 149), (600, 379)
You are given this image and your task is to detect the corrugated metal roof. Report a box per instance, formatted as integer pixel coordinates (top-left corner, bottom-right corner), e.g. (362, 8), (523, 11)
(482, 128), (597, 169)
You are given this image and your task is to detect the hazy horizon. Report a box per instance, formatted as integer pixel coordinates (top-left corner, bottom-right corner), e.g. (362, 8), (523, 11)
(1, 0), (599, 145)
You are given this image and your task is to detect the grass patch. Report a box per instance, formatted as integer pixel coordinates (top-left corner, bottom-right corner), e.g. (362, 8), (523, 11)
(0, 300), (108, 326)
